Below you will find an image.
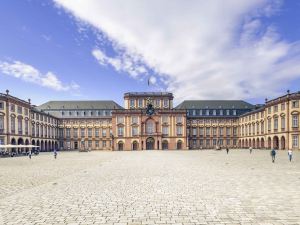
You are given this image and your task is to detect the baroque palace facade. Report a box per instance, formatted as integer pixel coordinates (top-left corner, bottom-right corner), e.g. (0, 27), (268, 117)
(0, 90), (299, 152)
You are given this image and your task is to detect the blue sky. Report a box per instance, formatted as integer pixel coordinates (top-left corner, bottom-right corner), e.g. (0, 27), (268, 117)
(0, 0), (300, 106)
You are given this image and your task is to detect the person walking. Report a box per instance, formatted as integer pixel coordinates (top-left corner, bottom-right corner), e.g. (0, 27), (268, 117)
(249, 146), (253, 154)
(28, 150), (32, 159)
(288, 149), (293, 162)
(54, 149), (57, 159)
(226, 147), (229, 154)
(271, 148), (276, 163)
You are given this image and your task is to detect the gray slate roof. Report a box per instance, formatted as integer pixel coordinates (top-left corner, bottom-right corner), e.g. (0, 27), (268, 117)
(37, 101), (123, 110)
(175, 100), (254, 109)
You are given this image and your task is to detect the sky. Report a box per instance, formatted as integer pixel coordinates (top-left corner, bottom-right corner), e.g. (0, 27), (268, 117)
(0, 0), (300, 106)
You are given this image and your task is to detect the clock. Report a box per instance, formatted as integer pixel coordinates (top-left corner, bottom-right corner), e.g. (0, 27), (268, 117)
(146, 103), (155, 116)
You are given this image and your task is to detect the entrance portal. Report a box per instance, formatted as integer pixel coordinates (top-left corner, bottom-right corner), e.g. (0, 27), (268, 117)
(74, 141), (78, 150)
(146, 137), (155, 150)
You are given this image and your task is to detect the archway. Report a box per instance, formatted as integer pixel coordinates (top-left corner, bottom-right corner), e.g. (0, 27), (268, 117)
(25, 139), (29, 153)
(273, 136), (279, 149)
(118, 141), (124, 151)
(242, 140), (244, 148)
(253, 139), (255, 149)
(41, 140), (44, 152)
(11, 138), (17, 154)
(32, 139), (36, 152)
(261, 138), (265, 148)
(162, 140), (168, 150)
(177, 140), (182, 150)
(280, 136), (285, 150)
(132, 141), (138, 150)
(146, 137), (155, 150)
(17, 138), (24, 154)
(249, 139), (252, 148)
(267, 137), (272, 149)
(245, 139), (248, 148)
(256, 138), (260, 149)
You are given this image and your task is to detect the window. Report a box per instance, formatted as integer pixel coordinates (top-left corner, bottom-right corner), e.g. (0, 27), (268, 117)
(226, 110), (230, 116)
(18, 117), (22, 134)
(233, 127), (237, 136)
(155, 99), (160, 108)
(118, 126), (124, 136)
(95, 128), (99, 137)
(268, 107), (271, 114)
(132, 127), (138, 136)
(102, 129), (107, 137)
(88, 128), (92, 137)
(213, 139), (217, 146)
(0, 101), (3, 109)
(192, 110), (196, 116)
(132, 116), (138, 124)
(10, 104), (15, 112)
(103, 140), (106, 148)
(206, 110), (209, 116)
(73, 128), (78, 138)
(0, 115), (4, 132)
(81, 128), (85, 137)
(292, 100), (299, 108)
(206, 127), (210, 136)
(163, 99), (169, 108)
(66, 128), (71, 138)
(95, 141), (99, 148)
(213, 127), (217, 136)
(162, 126), (168, 135)
(88, 140), (92, 148)
(199, 127), (204, 136)
(146, 120), (154, 134)
(281, 103), (285, 111)
(176, 116), (182, 123)
(233, 110), (237, 116)
(62, 111), (65, 116)
(292, 135), (298, 148)
(274, 105), (278, 113)
(220, 110), (223, 116)
(219, 127), (223, 136)
(226, 127), (231, 136)
(281, 117), (285, 130)
(206, 139), (210, 147)
(191, 127), (196, 136)
(292, 115), (299, 128)
(25, 120), (28, 135)
(138, 99), (143, 108)
(226, 139), (230, 145)
(36, 125), (40, 137)
(199, 110), (203, 115)
(274, 117), (278, 130)
(0, 137), (4, 145)
(117, 116), (124, 124)
(176, 126), (182, 135)
(268, 119), (271, 131)
(213, 110), (216, 116)
(261, 122), (264, 134)
(69, 111), (72, 116)
(130, 99), (135, 108)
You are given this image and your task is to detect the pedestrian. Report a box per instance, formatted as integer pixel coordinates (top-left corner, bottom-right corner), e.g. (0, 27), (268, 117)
(54, 149), (57, 159)
(288, 149), (293, 162)
(28, 150), (32, 159)
(226, 147), (229, 154)
(249, 146), (253, 154)
(270, 148), (276, 163)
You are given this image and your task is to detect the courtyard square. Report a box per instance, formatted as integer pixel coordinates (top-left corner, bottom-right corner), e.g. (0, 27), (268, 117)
(0, 150), (300, 225)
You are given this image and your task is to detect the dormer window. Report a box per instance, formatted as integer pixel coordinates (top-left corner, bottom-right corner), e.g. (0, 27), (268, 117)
(138, 99), (143, 108)
(163, 99), (169, 108)
(130, 99), (135, 108)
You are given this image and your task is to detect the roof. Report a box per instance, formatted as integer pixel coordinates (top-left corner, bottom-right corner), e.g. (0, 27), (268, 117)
(124, 92), (173, 97)
(175, 100), (254, 109)
(37, 100), (123, 110)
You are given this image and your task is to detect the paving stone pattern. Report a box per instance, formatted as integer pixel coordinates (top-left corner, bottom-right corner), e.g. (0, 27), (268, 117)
(0, 150), (300, 225)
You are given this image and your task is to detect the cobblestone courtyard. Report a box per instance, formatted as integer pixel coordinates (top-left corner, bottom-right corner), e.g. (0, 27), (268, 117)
(0, 150), (300, 225)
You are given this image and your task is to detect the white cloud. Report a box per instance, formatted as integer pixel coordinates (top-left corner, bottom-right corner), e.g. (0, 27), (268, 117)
(92, 48), (148, 78)
(54, 0), (300, 102)
(0, 60), (80, 91)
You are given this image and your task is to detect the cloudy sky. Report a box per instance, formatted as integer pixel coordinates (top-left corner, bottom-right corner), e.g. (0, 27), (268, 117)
(0, 0), (300, 106)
